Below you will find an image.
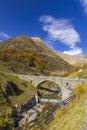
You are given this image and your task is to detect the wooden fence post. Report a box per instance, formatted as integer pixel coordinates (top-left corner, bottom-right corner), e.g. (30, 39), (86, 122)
(85, 100), (87, 115)
(81, 100), (87, 130)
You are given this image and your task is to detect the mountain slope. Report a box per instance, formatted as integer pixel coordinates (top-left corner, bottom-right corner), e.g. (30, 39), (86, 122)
(0, 61), (36, 112)
(31, 37), (57, 57)
(0, 35), (73, 75)
(56, 52), (87, 67)
(66, 62), (87, 78)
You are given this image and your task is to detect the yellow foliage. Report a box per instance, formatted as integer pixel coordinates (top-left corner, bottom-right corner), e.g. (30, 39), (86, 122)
(0, 113), (12, 130)
(75, 83), (85, 97)
(2, 47), (14, 53)
(82, 63), (87, 69)
(0, 48), (49, 73)
(54, 108), (63, 119)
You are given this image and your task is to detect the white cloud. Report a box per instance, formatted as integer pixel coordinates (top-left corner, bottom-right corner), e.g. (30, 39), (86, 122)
(80, 0), (87, 14)
(0, 32), (10, 40)
(63, 47), (82, 55)
(39, 15), (82, 55)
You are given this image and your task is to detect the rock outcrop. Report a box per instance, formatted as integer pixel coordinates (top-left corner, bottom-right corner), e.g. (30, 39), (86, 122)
(1, 81), (23, 96)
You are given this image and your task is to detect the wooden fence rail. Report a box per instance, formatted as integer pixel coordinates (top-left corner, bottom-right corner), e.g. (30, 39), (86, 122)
(44, 94), (76, 124)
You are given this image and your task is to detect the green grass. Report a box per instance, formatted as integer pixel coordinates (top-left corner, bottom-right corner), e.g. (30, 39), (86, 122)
(67, 66), (87, 79)
(48, 83), (87, 130)
(78, 69), (87, 78)
(41, 93), (58, 99)
(0, 61), (36, 112)
(8, 75), (36, 105)
(1, 74), (36, 105)
(0, 61), (9, 73)
(40, 81), (53, 89)
(68, 69), (87, 78)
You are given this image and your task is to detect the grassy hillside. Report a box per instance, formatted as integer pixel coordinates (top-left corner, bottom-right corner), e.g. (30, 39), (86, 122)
(31, 37), (59, 57)
(0, 35), (73, 75)
(48, 83), (87, 130)
(0, 61), (36, 112)
(66, 63), (87, 78)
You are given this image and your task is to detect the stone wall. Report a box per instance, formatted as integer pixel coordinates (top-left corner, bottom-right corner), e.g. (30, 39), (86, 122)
(13, 74), (86, 88)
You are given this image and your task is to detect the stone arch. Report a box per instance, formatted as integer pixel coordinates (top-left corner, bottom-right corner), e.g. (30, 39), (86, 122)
(36, 80), (61, 94)
(36, 80), (60, 88)
(36, 80), (54, 88)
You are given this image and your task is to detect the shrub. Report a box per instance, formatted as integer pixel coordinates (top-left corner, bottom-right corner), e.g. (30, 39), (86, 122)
(0, 113), (12, 130)
(82, 63), (87, 69)
(75, 83), (85, 97)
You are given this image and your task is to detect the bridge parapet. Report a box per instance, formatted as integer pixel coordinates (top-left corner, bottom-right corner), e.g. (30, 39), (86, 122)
(12, 74), (87, 88)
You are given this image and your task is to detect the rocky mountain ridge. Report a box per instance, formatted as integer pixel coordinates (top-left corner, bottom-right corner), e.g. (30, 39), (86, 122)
(56, 52), (87, 67)
(0, 35), (73, 75)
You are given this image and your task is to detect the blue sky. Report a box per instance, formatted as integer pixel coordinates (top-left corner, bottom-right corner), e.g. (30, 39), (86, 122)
(0, 0), (87, 55)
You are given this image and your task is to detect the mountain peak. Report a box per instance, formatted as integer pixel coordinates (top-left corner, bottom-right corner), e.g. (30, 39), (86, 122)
(31, 37), (45, 43)
(12, 35), (31, 40)
(0, 35), (73, 74)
